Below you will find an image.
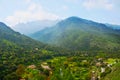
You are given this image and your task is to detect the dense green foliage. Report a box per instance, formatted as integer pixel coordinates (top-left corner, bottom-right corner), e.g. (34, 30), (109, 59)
(11, 55), (120, 80)
(0, 22), (70, 79)
(103, 62), (120, 80)
(0, 19), (120, 80)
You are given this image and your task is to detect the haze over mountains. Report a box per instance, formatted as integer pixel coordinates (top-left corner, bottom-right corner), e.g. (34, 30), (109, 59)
(0, 21), (65, 52)
(0, 22), (45, 48)
(0, 16), (120, 80)
(105, 24), (120, 30)
(11, 17), (120, 35)
(13, 20), (59, 35)
(1, 16), (120, 52)
(1, 0), (120, 79)
(30, 17), (120, 51)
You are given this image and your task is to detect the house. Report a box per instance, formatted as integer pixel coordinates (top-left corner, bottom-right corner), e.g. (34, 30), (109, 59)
(101, 67), (105, 73)
(27, 65), (36, 69)
(41, 62), (51, 71)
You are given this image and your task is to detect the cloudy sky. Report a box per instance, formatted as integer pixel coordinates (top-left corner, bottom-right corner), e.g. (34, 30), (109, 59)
(0, 0), (120, 27)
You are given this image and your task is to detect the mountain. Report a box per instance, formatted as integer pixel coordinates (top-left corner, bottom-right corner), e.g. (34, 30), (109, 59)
(0, 22), (47, 49)
(0, 22), (42, 79)
(1, 21), (120, 80)
(13, 20), (59, 35)
(105, 23), (120, 30)
(30, 17), (120, 52)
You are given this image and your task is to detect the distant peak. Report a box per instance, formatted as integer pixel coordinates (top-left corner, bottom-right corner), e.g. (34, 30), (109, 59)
(0, 22), (7, 27)
(66, 16), (82, 20)
(67, 16), (90, 22)
(0, 22), (13, 31)
(62, 16), (88, 23)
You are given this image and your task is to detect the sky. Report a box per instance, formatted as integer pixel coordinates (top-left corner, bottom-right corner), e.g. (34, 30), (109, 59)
(0, 0), (120, 27)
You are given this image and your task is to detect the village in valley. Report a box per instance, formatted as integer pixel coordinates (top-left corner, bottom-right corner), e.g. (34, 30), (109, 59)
(17, 53), (120, 80)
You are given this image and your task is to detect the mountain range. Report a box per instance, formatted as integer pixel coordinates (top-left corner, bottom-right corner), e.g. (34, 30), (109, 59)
(30, 17), (120, 52)
(105, 23), (120, 30)
(0, 16), (120, 79)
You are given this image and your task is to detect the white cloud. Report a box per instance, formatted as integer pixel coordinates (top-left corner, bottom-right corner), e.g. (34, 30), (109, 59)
(83, 0), (114, 10)
(5, 2), (59, 26)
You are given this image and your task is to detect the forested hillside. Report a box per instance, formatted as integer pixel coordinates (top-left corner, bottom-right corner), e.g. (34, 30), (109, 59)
(1, 20), (120, 80)
(30, 17), (120, 52)
(0, 22), (69, 79)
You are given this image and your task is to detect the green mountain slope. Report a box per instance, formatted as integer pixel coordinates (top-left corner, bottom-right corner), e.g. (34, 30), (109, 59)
(1, 21), (120, 80)
(30, 17), (120, 52)
(0, 22), (45, 48)
(0, 22), (68, 79)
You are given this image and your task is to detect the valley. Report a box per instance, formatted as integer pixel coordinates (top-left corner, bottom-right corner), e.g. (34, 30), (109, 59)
(1, 0), (120, 79)
(0, 17), (120, 80)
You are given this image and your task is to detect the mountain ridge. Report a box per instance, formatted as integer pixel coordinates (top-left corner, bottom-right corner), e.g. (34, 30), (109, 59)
(30, 16), (120, 51)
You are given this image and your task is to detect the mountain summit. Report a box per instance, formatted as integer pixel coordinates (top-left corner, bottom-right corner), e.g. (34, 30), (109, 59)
(30, 17), (120, 51)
